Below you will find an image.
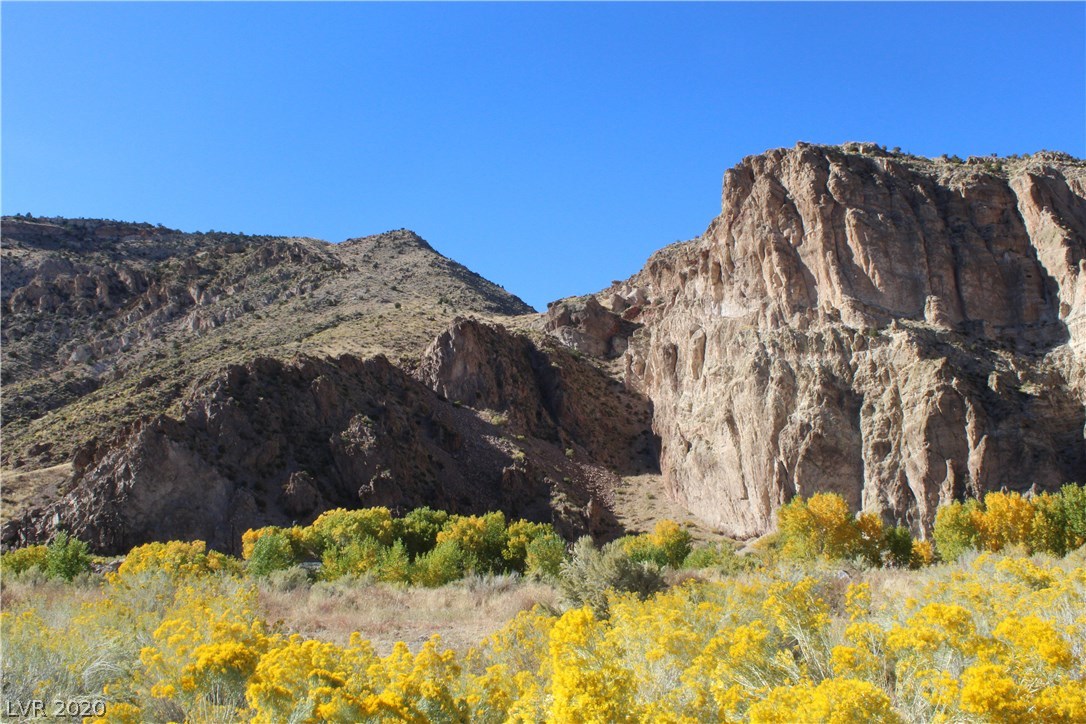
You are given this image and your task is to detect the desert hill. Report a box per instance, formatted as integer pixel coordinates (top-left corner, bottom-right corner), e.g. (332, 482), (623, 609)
(3, 143), (1085, 552)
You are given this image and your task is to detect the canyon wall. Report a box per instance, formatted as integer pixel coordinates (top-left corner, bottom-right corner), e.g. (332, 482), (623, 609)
(610, 145), (1085, 537)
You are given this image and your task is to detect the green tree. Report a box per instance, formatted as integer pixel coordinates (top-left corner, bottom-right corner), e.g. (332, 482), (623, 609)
(45, 531), (91, 581)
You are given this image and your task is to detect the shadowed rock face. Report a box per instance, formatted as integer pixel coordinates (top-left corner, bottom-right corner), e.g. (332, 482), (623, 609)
(4, 354), (559, 553)
(604, 145), (1086, 538)
(4, 319), (655, 554)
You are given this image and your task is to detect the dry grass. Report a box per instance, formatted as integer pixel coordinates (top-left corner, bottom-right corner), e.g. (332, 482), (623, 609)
(0, 463), (72, 525)
(610, 473), (728, 544)
(258, 575), (561, 655)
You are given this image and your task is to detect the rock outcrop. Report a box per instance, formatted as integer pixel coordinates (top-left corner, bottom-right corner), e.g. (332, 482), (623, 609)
(3, 352), (579, 553)
(4, 317), (658, 553)
(605, 145), (1086, 537)
(5, 144), (1084, 552)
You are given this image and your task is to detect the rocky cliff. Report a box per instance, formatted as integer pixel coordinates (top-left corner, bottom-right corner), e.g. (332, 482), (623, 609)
(5, 144), (1084, 552)
(581, 144), (1085, 537)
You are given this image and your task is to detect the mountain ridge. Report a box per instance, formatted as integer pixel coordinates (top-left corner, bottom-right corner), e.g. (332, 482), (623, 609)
(4, 142), (1085, 552)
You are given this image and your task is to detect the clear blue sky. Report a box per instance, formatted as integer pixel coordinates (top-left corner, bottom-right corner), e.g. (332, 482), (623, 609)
(4, 2), (1084, 311)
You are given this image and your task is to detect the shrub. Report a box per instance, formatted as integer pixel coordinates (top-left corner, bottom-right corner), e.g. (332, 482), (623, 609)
(118, 540), (242, 581)
(525, 533), (566, 579)
(1030, 492), (1070, 556)
(559, 537), (665, 616)
(619, 534), (669, 567)
(882, 526), (915, 568)
(778, 493), (859, 561)
(1057, 483), (1086, 547)
(0, 545), (48, 576)
(502, 520), (558, 573)
(44, 532), (92, 581)
(436, 512), (508, 574)
(375, 540), (411, 584)
(933, 500), (981, 562)
(682, 541), (755, 575)
(247, 531), (296, 578)
(320, 537), (384, 580)
(855, 513), (886, 567)
(412, 540), (467, 587)
(978, 492), (1033, 551)
(263, 565), (312, 591)
(310, 507), (394, 550)
(648, 520), (692, 567)
(392, 507), (449, 558)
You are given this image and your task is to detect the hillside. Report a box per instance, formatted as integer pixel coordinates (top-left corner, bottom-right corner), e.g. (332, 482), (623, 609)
(3, 143), (1085, 553)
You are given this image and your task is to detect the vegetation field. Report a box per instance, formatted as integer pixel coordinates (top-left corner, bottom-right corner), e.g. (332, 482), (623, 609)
(2, 488), (1084, 722)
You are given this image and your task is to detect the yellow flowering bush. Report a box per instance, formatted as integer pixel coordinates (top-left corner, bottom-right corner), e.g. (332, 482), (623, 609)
(3, 491), (1084, 723)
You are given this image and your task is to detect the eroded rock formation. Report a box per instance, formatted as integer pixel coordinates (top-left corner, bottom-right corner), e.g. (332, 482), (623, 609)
(600, 144), (1086, 537)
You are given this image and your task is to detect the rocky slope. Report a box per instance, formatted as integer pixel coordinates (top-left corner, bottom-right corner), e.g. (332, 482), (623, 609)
(548, 144), (1085, 537)
(1, 219), (531, 472)
(5, 143), (1084, 552)
(1, 218), (656, 552)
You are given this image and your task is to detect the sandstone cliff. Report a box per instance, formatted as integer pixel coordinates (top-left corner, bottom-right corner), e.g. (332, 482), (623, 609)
(577, 144), (1086, 537)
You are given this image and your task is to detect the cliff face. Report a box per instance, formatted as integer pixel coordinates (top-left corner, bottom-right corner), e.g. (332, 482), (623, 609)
(5, 145), (1084, 553)
(608, 145), (1086, 537)
(4, 319), (653, 553)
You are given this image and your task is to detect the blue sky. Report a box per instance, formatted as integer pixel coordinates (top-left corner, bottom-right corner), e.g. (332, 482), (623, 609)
(3, 2), (1084, 311)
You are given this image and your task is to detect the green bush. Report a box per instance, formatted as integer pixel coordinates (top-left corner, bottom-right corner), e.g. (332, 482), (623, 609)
(1058, 483), (1086, 547)
(1030, 492), (1070, 556)
(618, 535), (668, 568)
(412, 540), (467, 587)
(392, 507), (449, 558)
(247, 531), (296, 578)
(933, 500), (981, 562)
(502, 520), (557, 573)
(882, 526), (914, 568)
(321, 537), (384, 580)
(0, 545), (49, 576)
(45, 532), (92, 581)
(682, 542), (754, 575)
(559, 537), (666, 616)
(375, 540), (411, 584)
(524, 533), (566, 579)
